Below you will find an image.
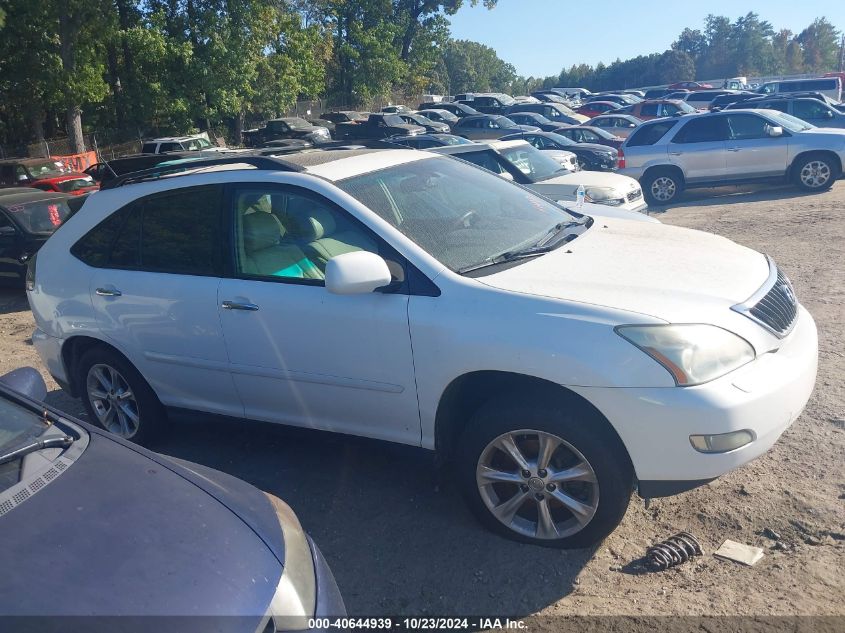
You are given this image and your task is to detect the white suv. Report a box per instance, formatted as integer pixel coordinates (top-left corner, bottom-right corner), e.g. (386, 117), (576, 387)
(27, 150), (818, 547)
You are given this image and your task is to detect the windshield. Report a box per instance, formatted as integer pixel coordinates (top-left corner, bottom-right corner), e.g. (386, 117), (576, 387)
(439, 135), (473, 145)
(382, 114), (405, 126)
(0, 397), (48, 492)
(337, 156), (577, 272)
(284, 118), (311, 130)
(496, 116), (519, 128)
(3, 198), (72, 234)
(185, 138), (212, 150)
(762, 110), (816, 132)
(56, 176), (96, 193)
(24, 161), (69, 179)
(497, 144), (568, 182)
(542, 132), (576, 147)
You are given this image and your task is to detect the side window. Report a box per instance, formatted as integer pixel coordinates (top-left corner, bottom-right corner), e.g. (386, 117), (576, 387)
(232, 187), (380, 282)
(71, 186), (223, 274)
(0, 212), (13, 230)
(641, 104), (659, 117)
(626, 120), (678, 146)
(545, 108), (561, 119)
(141, 143), (157, 153)
(727, 114), (769, 140)
(793, 100), (828, 120)
(764, 101), (789, 113)
(160, 143), (181, 152)
(671, 117), (729, 144)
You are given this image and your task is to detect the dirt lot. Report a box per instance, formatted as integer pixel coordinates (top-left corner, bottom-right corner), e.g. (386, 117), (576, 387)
(0, 181), (843, 620)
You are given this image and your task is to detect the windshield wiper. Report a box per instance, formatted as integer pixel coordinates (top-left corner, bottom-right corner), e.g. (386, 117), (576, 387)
(457, 220), (586, 274)
(0, 435), (74, 466)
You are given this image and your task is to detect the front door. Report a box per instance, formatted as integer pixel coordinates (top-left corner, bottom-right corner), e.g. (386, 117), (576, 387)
(217, 184), (421, 446)
(724, 113), (791, 179)
(667, 116), (729, 183)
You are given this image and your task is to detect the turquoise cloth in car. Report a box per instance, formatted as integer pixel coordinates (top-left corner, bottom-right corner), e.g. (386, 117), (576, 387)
(272, 258), (322, 278)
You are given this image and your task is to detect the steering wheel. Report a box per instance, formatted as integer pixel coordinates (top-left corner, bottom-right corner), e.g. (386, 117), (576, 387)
(451, 210), (479, 230)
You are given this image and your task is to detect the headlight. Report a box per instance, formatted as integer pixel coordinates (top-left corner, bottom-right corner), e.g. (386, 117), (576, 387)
(584, 186), (624, 206)
(260, 493), (316, 632)
(615, 324), (755, 386)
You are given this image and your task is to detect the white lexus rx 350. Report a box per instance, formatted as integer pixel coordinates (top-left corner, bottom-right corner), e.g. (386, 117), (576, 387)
(26, 149), (817, 547)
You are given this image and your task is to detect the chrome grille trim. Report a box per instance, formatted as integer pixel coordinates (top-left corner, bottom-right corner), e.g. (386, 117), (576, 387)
(731, 255), (798, 338)
(627, 188), (643, 202)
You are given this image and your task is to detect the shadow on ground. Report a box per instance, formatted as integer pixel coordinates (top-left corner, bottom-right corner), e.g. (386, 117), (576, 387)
(0, 288), (28, 316)
(148, 408), (592, 615)
(645, 183), (828, 215)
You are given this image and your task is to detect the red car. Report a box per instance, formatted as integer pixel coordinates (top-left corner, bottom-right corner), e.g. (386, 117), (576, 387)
(667, 81), (713, 91)
(575, 101), (621, 118)
(0, 158), (98, 196)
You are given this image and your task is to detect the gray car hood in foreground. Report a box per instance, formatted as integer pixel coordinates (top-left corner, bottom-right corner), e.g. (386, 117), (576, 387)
(0, 429), (281, 619)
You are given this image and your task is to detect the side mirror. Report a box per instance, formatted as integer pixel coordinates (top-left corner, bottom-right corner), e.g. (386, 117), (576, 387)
(325, 251), (392, 295)
(0, 225), (17, 237)
(765, 125), (784, 137)
(0, 367), (48, 401)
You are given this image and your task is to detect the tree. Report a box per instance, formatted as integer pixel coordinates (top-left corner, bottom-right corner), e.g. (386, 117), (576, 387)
(656, 49), (695, 84)
(443, 39), (514, 94)
(798, 17), (841, 72)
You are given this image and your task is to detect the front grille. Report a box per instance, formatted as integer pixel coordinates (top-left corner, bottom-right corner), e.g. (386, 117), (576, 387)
(627, 188), (643, 202)
(732, 259), (798, 337)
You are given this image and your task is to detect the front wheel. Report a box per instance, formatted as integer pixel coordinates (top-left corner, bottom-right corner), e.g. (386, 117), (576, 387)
(456, 395), (633, 548)
(793, 154), (838, 191)
(642, 169), (683, 206)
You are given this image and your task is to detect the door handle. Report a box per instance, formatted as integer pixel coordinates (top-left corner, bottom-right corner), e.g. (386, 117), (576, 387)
(95, 287), (122, 297)
(221, 300), (259, 311)
(669, 151), (683, 156)
(727, 147), (741, 152)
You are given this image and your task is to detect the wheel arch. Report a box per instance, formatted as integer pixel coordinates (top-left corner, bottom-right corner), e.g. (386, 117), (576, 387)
(61, 335), (137, 398)
(642, 163), (686, 185)
(789, 150), (842, 179)
(434, 370), (632, 469)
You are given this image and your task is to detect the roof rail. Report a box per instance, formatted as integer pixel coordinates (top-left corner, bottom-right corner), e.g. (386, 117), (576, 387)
(99, 155), (304, 190)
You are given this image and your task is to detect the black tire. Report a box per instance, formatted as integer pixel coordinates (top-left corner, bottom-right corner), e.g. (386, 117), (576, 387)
(456, 393), (633, 548)
(642, 168), (684, 206)
(792, 153), (839, 192)
(77, 345), (166, 446)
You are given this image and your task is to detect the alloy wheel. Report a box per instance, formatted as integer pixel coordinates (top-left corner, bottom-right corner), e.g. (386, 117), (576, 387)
(650, 176), (676, 202)
(476, 429), (599, 540)
(800, 160), (831, 188)
(86, 363), (140, 438)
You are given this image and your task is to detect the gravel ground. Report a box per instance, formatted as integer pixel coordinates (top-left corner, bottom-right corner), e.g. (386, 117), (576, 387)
(0, 181), (842, 620)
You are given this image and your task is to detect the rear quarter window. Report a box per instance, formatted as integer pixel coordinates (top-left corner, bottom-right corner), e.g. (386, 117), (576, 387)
(626, 120), (679, 147)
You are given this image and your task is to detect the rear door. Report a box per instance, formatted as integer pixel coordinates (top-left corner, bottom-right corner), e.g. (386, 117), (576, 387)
(724, 113), (790, 179)
(85, 185), (243, 417)
(666, 116), (729, 183)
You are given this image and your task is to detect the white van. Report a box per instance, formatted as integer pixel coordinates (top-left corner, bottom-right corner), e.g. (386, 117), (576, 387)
(757, 77), (842, 102)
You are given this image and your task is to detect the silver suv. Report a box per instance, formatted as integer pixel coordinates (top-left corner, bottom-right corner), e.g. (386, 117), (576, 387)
(618, 109), (845, 205)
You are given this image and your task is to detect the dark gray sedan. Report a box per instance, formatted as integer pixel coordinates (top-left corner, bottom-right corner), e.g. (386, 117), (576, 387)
(452, 114), (540, 140)
(0, 368), (344, 631)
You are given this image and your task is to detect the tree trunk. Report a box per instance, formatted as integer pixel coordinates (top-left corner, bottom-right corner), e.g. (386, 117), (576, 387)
(31, 111), (45, 144)
(67, 106), (85, 154)
(234, 111), (244, 146)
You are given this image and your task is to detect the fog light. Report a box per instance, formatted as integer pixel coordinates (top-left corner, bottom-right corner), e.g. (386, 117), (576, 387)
(689, 430), (755, 453)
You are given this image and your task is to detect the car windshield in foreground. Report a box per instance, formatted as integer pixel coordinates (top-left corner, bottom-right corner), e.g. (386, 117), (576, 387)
(3, 198), (72, 233)
(337, 156), (580, 273)
(0, 396), (48, 492)
(762, 110), (816, 132)
(26, 161), (69, 179)
(56, 177), (96, 192)
(497, 144), (569, 182)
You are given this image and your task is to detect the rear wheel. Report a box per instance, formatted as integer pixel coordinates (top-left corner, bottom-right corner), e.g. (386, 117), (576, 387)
(642, 169), (683, 205)
(793, 153), (838, 191)
(77, 346), (166, 445)
(456, 394), (633, 548)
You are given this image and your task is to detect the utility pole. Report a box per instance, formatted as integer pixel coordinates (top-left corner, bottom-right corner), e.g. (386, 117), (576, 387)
(839, 34), (845, 72)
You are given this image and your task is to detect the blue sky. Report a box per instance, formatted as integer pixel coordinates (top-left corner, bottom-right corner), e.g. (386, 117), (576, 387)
(448, 1), (845, 78)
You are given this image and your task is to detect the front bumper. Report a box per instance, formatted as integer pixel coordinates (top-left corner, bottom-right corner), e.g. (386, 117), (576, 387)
(570, 306), (818, 493)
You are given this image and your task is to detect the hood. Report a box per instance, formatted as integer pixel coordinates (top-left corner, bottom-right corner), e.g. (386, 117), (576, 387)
(0, 431), (280, 616)
(572, 142), (617, 154)
(539, 169), (640, 192)
(800, 127), (845, 139)
(478, 217), (769, 324)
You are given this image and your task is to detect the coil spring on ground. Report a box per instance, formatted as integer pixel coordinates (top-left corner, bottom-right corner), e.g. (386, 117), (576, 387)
(646, 531), (703, 571)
